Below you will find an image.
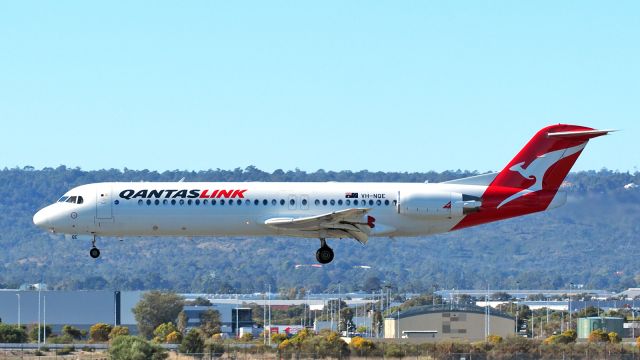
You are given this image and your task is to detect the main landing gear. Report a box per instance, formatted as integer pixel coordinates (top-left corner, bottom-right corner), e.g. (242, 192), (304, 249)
(315, 238), (334, 264)
(89, 234), (100, 259)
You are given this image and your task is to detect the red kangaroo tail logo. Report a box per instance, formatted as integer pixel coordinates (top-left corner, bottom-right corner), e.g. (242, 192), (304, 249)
(452, 124), (611, 230)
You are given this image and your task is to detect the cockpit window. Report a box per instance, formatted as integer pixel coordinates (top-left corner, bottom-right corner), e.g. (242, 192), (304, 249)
(57, 196), (69, 203)
(66, 196), (78, 203)
(77, 196), (84, 204)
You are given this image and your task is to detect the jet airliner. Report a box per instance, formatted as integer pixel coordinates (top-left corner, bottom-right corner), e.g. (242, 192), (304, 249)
(33, 124), (611, 263)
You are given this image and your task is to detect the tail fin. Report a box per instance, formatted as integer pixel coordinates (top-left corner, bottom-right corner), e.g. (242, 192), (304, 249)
(453, 124), (612, 229)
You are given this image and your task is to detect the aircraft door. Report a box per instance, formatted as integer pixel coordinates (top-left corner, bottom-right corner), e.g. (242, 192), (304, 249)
(96, 186), (113, 219)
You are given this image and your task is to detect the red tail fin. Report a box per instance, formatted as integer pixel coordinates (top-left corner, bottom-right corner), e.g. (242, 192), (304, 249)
(453, 124), (610, 229)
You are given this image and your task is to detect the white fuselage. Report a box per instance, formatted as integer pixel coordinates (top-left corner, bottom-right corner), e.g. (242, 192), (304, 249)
(33, 181), (490, 239)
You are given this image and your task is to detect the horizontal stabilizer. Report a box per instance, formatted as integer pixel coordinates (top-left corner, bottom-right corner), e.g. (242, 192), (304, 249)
(547, 129), (616, 139)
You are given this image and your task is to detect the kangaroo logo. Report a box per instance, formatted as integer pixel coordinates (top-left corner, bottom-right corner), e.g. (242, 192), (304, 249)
(497, 143), (586, 208)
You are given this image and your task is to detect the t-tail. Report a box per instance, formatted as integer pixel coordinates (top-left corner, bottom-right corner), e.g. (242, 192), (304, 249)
(453, 124), (613, 230)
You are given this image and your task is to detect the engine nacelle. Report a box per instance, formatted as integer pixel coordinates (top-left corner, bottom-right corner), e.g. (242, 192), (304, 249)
(398, 191), (482, 218)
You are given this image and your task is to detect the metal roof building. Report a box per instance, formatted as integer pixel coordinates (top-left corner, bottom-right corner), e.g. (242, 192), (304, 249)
(384, 304), (515, 341)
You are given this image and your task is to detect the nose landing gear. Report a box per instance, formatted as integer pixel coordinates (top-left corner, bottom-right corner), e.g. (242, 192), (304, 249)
(315, 238), (334, 264)
(89, 234), (100, 259)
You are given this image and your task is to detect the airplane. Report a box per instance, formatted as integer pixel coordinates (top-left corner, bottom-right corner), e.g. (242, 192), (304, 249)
(33, 124), (612, 264)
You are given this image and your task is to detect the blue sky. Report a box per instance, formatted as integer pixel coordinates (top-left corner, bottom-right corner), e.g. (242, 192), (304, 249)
(0, 1), (637, 173)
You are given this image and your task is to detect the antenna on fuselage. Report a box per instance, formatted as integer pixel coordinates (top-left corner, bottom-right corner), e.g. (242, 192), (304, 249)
(178, 177), (186, 182)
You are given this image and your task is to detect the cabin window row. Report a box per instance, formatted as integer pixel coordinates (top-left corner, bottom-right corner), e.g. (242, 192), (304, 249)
(130, 198), (395, 207)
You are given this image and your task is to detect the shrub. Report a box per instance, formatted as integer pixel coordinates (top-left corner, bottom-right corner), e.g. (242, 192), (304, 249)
(179, 329), (204, 354)
(165, 330), (182, 344)
(109, 335), (167, 360)
(89, 323), (112, 342)
(608, 331), (621, 343)
(241, 332), (253, 341)
(61, 325), (83, 340)
(487, 334), (503, 344)
(48, 334), (74, 344)
(109, 325), (130, 340)
(0, 324), (28, 343)
(588, 329), (609, 343)
(350, 336), (376, 356)
(56, 346), (75, 355)
(153, 322), (178, 343)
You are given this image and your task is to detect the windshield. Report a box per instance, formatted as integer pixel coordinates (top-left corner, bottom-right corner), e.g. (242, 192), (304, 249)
(57, 196), (69, 203)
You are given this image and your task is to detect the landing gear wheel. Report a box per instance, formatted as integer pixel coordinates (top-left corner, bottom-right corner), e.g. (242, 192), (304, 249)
(316, 243), (334, 264)
(89, 247), (100, 259)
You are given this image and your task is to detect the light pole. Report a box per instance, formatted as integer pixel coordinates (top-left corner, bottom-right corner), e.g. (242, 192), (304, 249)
(16, 294), (21, 328)
(569, 282), (573, 330)
(515, 281), (519, 335)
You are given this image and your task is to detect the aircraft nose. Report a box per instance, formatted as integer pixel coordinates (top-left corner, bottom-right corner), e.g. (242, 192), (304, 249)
(33, 207), (51, 229)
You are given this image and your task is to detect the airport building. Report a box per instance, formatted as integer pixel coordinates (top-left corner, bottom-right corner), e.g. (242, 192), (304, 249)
(577, 317), (625, 339)
(384, 304), (515, 341)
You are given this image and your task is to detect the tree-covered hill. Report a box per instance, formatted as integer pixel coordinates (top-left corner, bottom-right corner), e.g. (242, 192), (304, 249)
(0, 166), (638, 293)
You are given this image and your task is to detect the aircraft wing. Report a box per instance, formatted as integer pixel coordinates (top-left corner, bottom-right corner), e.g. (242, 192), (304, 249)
(264, 208), (375, 244)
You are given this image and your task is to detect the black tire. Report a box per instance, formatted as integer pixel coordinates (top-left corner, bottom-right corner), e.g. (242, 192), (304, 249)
(316, 246), (334, 264)
(89, 247), (100, 259)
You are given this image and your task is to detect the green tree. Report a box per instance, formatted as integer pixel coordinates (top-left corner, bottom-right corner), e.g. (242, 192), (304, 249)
(89, 323), (112, 342)
(109, 335), (167, 360)
(199, 309), (222, 337)
(61, 325), (83, 340)
(179, 329), (204, 354)
(132, 291), (184, 339)
(28, 324), (51, 342)
(339, 307), (355, 333)
(176, 310), (188, 334)
(153, 322), (178, 343)
(109, 325), (130, 340)
(0, 324), (28, 343)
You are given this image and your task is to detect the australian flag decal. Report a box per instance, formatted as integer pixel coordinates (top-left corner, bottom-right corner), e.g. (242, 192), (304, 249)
(345, 192), (359, 198)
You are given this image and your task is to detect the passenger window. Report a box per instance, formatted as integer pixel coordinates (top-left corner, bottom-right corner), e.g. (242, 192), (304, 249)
(254, 199), (259, 205)
(315, 199), (320, 206)
(338, 199), (343, 205)
(245, 199), (250, 205)
(280, 199), (285, 206)
(271, 199), (276, 205)
(229, 199), (234, 205)
(393, 200), (397, 206)
(146, 199), (152, 205)
(163, 199), (168, 205)
(346, 199), (351, 206)
(369, 200), (374, 206)
(195, 199), (200, 205)
(66, 196), (77, 203)
(322, 200), (327, 206)
(263, 199), (268, 206)
(376, 200), (381, 206)
(211, 199), (217, 205)
(188, 200), (192, 205)
(171, 199), (176, 205)
(203, 199), (208, 205)
(155, 199), (160, 205)
(330, 199), (335, 205)
(138, 200), (143, 206)
(179, 199), (185, 205)
(220, 199), (225, 205)
(302, 199), (308, 206)
(354, 200), (359, 205)
(238, 200), (242, 206)
(385, 199), (390, 206)
(77, 196), (84, 204)
(290, 199), (295, 206)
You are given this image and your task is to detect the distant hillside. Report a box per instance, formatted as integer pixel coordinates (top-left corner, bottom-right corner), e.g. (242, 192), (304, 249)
(0, 166), (638, 293)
